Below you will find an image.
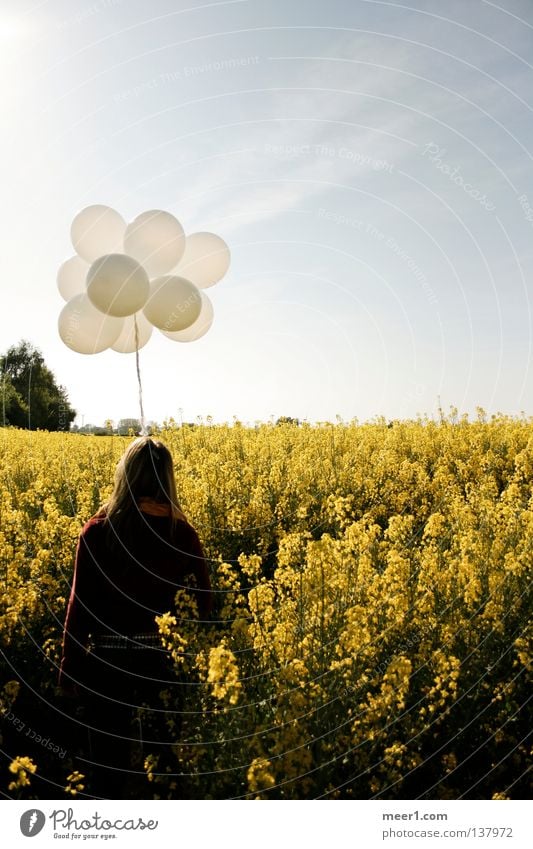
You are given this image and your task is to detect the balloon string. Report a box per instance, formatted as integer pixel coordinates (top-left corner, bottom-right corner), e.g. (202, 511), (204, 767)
(134, 314), (147, 435)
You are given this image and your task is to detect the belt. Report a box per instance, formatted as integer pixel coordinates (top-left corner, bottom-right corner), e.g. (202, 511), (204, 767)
(90, 633), (163, 650)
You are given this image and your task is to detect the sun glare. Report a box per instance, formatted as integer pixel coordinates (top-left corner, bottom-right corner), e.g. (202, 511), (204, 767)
(0, 16), (28, 48)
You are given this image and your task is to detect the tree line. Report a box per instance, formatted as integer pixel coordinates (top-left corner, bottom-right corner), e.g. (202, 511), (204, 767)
(1, 340), (304, 433)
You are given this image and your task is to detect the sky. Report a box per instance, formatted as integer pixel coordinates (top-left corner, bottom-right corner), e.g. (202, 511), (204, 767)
(1, 0), (533, 426)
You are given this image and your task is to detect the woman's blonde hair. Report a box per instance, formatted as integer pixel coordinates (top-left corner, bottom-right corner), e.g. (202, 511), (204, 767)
(97, 436), (187, 552)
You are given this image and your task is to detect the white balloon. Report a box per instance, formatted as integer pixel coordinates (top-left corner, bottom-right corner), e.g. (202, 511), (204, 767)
(86, 253), (150, 317)
(58, 294), (124, 354)
(71, 205), (126, 263)
(57, 255), (89, 302)
(111, 312), (153, 353)
(143, 276), (202, 332)
(161, 291), (214, 342)
(124, 210), (185, 277)
(174, 231), (230, 289)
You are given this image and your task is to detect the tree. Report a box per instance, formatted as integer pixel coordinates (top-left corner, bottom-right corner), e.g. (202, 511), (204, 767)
(117, 418), (141, 436)
(275, 416), (300, 426)
(0, 340), (76, 431)
(0, 373), (29, 427)
(78, 423), (110, 435)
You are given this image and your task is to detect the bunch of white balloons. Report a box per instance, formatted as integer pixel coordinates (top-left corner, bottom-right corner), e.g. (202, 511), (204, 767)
(57, 205), (230, 354)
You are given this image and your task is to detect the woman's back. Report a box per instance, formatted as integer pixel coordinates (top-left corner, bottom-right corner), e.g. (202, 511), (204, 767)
(74, 512), (211, 635)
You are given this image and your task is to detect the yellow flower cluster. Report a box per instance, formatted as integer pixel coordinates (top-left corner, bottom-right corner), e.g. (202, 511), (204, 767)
(65, 771), (85, 796)
(247, 757), (276, 797)
(207, 638), (242, 706)
(156, 612), (189, 669)
(8, 756), (37, 792)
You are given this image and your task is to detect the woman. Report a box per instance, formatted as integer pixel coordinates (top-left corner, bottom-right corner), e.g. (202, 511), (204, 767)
(58, 436), (213, 799)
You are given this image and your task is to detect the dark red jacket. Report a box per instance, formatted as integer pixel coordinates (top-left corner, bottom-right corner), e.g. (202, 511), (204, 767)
(58, 511), (213, 690)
